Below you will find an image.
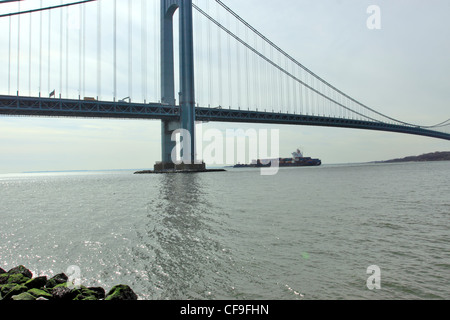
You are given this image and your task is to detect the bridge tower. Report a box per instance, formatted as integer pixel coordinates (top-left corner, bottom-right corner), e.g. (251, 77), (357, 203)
(156, 0), (204, 171)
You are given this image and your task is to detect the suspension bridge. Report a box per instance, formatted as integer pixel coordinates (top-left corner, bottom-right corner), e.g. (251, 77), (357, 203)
(0, 0), (449, 171)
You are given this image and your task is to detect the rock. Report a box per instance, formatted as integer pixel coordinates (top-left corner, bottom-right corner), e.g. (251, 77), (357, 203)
(0, 274), (9, 285)
(1, 266), (138, 301)
(46, 273), (68, 289)
(5, 273), (31, 285)
(52, 286), (74, 300)
(73, 287), (100, 301)
(105, 284), (138, 300)
(12, 292), (36, 300)
(87, 287), (106, 300)
(0, 283), (16, 297)
(27, 288), (53, 300)
(25, 276), (48, 289)
(7, 265), (33, 279)
(2, 284), (28, 300)
(0, 267), (31, 285)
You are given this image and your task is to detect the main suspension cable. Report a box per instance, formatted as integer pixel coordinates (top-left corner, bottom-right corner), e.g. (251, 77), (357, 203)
(0, 0), (97, 18)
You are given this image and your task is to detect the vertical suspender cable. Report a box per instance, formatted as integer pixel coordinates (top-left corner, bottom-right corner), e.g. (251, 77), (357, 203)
(320, 79), (323, 115)
(252, 33), (256, 108)
(254, 34), (259, 109)
(226, 9), (232, 108)
(315, 76), (319, 115)
(48, 10), (51, 95)
(8, 16), (11, 95)
(271, 46), (275, 111)
(59, 1), (63, 97)
(153, 1), (161, 101)
(128, 0), (132, 101)
(312, 76), (316, 115)
(154, 0), (159, 102)
(269, 46), (274, 110)
(286, 57), (290, 112)
(83, 4), (86, 97)
(262, 41), (267, 110)
(17, 1), (21, 94)
(292, 61), (297, 113)
(79, 3), (82, 98)
(39, 0), (43, 96)
(66, 6), (69, 98)
(305, 75), (309, 115)
(197, 12), (203, 106)
(29, 12), (32, 96)
(316, 78), (319, 115)
(299, 69), (304, 114)
(312, 77), (315, 115)
(216, 3), (222, 106)
(113, 0), (117, 100)
(236, 19), (240, 107)
(279, 53), (283, 112)
(193, 9), (199, 106)
(206, 0), (212, 106)
(142, 0), (147, 102)
(244, 27), (249, 108)
(97, 0), (101, 100)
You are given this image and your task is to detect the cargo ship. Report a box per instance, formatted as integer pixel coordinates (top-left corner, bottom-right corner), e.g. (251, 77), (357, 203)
(233, 149), (321, 168)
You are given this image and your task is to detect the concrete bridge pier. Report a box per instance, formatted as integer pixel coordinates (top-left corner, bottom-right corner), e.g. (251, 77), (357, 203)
(156, 0), (206, 172)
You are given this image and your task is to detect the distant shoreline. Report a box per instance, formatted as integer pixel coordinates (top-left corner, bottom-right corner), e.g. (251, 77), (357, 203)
(373, 151), (450, 164)
(2, 152), (449, 176)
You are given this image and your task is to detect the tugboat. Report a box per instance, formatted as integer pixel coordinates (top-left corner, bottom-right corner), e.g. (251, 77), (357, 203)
(233, 149), (321, 168)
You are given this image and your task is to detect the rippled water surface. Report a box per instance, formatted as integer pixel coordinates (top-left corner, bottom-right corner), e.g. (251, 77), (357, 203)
(1, 161), (449, 299)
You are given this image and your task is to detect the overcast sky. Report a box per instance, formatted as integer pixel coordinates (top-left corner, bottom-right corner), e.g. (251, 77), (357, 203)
(0, 0), (449, 174)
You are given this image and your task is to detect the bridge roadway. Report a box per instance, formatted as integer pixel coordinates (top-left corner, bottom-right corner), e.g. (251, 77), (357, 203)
(1, 94), (449, 141)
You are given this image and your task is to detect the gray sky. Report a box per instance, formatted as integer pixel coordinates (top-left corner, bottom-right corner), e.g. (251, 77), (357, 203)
(0, 0), (449, 173)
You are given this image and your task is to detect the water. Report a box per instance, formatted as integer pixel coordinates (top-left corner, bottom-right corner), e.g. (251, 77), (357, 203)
(0, 162), (449, 300)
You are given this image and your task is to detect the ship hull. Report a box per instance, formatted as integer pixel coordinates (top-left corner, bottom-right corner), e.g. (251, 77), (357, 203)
(233, 158), (321, 168)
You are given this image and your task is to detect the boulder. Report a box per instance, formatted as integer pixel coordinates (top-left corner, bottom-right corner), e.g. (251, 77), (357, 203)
(27, 288), (53, 300)
(73, 288), (100, 301)
(2, 284), (28, 300)
(5, 273), (31, 285)
(0, 266), (138, 301)
(0, 283), (16, 297)
(7, 265), (33, 279)
(12, 292), (36, 300)
(46, 273), (68, 289)
(105, 284), (138, 300)
(0, 274), (9, 285)
(87, 287), (106, 300)
(52, 286), (75, 300)
(25, 276), (48, 289)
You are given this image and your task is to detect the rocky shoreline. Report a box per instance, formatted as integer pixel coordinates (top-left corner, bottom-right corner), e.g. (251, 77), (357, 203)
(0, 265), (138, 301)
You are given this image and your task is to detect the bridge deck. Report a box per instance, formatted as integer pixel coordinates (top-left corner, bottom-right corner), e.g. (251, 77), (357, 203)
(0, 95), (449, 141)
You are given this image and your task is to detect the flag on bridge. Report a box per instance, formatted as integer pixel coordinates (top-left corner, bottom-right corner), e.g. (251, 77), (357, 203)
(49, 90), (55, 98)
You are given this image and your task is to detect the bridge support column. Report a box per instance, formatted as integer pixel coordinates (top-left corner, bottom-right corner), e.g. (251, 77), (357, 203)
(156, 0), (205, 172)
